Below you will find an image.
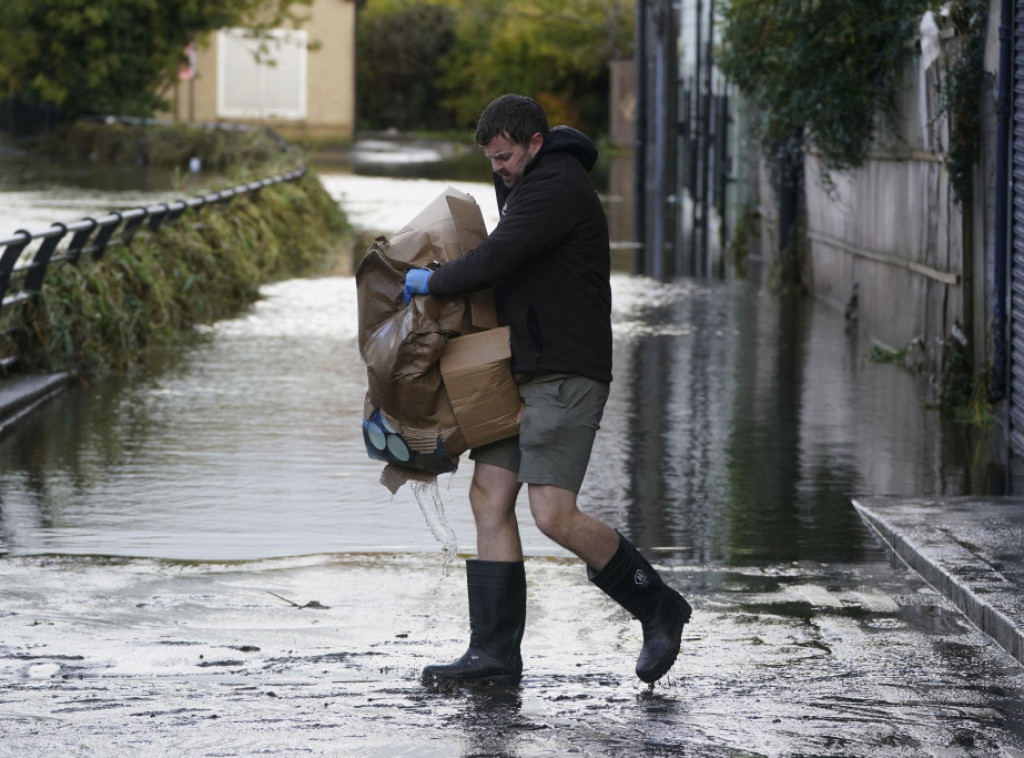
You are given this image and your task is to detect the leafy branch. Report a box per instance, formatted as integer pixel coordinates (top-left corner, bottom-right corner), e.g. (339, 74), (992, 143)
(718, 0), (935, 176)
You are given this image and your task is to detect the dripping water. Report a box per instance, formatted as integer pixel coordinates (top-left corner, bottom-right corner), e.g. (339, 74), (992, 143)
(409, 478), (458, 572)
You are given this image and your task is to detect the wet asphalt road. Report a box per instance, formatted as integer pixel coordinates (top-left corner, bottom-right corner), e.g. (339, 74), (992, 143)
(3, 550), (1024, 757)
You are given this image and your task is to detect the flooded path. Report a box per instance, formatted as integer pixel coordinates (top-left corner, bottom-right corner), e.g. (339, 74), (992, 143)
(4, 552), (1024, 756)
(1, 165), (1023, 755)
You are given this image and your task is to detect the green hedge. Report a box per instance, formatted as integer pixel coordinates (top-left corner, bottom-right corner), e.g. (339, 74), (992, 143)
(3, 171), (350, 374)
(31, 120), (296, 176)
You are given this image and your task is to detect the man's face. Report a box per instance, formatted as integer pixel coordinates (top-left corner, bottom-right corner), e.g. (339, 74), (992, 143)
(483, 132), (543, 189)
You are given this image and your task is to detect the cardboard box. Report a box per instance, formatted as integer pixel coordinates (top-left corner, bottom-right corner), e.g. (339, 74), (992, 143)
(384, 188), (498, 329)
(440, 326), (523, 449)
(444, 194), (498, 329)
(357, 186), (520, 484)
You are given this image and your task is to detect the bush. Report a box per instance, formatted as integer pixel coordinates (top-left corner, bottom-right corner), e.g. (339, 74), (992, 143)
(2, 171), (350, 374)
(30, 120), (293, 174)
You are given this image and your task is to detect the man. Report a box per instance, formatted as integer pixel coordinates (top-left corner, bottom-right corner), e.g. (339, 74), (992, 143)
(403, 94), (691, 686)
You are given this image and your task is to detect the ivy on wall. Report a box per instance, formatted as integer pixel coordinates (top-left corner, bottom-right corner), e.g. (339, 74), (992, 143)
(718, 0), (935, 175)
(718, 0), (987, 205)
(938, 0), (989, 205)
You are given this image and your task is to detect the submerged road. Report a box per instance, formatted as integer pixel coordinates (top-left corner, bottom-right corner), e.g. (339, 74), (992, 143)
(1, 174), (1023, 756)
(3, 550), (1024, 756)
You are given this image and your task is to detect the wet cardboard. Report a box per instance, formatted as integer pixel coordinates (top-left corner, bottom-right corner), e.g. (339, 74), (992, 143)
(434, 195), (518, 445)
(356, 186), (521, 482)
(440, 326), (523, 449)
(443, 193), (498, 329)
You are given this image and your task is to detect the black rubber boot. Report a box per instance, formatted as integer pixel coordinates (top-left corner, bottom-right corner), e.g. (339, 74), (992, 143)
(421, 559), (526, 688)
(588, 532), (692, 683)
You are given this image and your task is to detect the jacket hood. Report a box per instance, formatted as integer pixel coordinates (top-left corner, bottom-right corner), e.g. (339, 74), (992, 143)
(538, 125), (599, 172)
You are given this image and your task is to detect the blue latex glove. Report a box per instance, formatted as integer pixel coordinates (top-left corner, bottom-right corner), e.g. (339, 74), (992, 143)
(403, 269), (433, 304)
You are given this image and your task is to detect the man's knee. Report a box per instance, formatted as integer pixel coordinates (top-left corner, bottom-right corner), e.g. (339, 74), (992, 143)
(470, 480), (508, 516)
(470, 463), (520, 517)
(528, 485), (579, 540)
(531, 509), (566, 541)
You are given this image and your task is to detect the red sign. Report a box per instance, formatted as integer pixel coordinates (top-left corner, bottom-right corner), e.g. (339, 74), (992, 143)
(178, 42), (196, 81)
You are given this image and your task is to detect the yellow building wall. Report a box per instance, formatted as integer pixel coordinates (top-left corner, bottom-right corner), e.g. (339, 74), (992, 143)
(166, 0), (355, 142)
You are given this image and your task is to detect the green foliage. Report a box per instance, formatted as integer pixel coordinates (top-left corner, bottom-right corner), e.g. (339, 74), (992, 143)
(937, 0), (989, 205)
(938, 331), (993, 426)
(356, 1), (457, 131)
(356, 0), (634, 134)
(869, 344), (909, 365)
(2, 171), (349, 375)
(727, 207), (757, 278)
(718, 0), (934, 173)
(31, 120), (293, 175)
(0, 0), (312, 119)
(440, 0), (633, 130)
(766, 213), (810, 296)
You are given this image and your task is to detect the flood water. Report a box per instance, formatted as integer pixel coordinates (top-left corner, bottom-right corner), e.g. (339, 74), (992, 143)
(1, 148), (1022, 757)
(0, 166), (1001, 563)
(0, 145), (197, 235)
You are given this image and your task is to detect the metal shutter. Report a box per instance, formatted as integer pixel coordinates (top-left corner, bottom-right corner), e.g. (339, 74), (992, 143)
(1009, 1), (1024, 453)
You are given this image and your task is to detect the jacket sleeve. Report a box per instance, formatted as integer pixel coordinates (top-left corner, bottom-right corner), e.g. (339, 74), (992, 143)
(428, 159), (579, 296)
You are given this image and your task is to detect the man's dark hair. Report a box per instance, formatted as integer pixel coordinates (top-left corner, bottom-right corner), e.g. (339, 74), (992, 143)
(474, 94), (550, 147)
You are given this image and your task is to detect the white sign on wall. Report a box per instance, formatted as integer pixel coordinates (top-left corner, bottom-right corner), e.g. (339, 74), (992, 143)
(217, 28), (308, 120)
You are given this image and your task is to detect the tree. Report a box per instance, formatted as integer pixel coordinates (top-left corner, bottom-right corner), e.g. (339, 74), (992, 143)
(0, 0), (312, 119)
(717, 0), (937, 291)
(356, 0), (457, 131)
(355, 0), (634, 135)
(439, 0), (634, 132)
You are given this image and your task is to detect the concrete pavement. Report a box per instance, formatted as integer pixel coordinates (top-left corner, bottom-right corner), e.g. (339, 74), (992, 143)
(854, 495), (1024, 667)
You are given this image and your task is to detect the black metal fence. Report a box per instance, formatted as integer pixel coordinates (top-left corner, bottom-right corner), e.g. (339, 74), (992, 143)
(0, 165), (307, 371)
(0, 98), (64, 139)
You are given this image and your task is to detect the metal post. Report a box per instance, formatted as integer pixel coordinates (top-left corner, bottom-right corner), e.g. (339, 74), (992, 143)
(691, 0), (704, 277)
(23, 225), (66, 292)
(993, 0), (1013, 402)
(633, 0), (648, 276)
(700, 0), (716, 278)
(651, 4), (666, 281)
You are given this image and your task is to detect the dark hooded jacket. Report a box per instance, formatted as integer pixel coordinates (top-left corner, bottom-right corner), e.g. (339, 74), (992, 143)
(428, 126), (612, 384)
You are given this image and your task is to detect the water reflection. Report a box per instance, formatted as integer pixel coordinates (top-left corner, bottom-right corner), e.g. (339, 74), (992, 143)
(599, 279), (867, 564)
(720, 293), (865, 564)
(587, 275), (999, 566)
(428, 685), (526, 757)
(0, 148), (183, 192)
(0, 265), (1002, 564)
(0, 150), (212, 233)
(0, 166), (1005, 566)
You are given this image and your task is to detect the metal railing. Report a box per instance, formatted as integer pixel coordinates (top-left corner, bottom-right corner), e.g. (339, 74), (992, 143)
(0, 164), (307, 371)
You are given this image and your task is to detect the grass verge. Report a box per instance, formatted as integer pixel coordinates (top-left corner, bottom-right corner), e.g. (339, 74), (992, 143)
(2, 170), (350, 375)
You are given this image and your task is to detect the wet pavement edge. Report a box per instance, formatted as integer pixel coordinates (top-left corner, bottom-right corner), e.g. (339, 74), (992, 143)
(0, 373), (71, 437)
(853, 495), (1024, 667)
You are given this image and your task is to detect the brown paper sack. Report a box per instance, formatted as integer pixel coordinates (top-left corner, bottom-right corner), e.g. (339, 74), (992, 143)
(355, 187), (521, 492)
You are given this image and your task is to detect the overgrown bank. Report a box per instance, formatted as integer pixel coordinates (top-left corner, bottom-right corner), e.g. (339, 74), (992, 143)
(31, 119), (295, 178)
(1, 124), (351, 376)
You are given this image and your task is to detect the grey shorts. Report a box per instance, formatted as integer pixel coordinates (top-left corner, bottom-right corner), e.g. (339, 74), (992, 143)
(470, 373), (609, 494)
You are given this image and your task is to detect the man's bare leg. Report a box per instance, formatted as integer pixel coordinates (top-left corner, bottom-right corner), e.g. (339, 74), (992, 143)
(470, 462), (523, 561)
(527, 482), (691, 684)
(526, 483), (619, 568)
(421, 462), (525, 687)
